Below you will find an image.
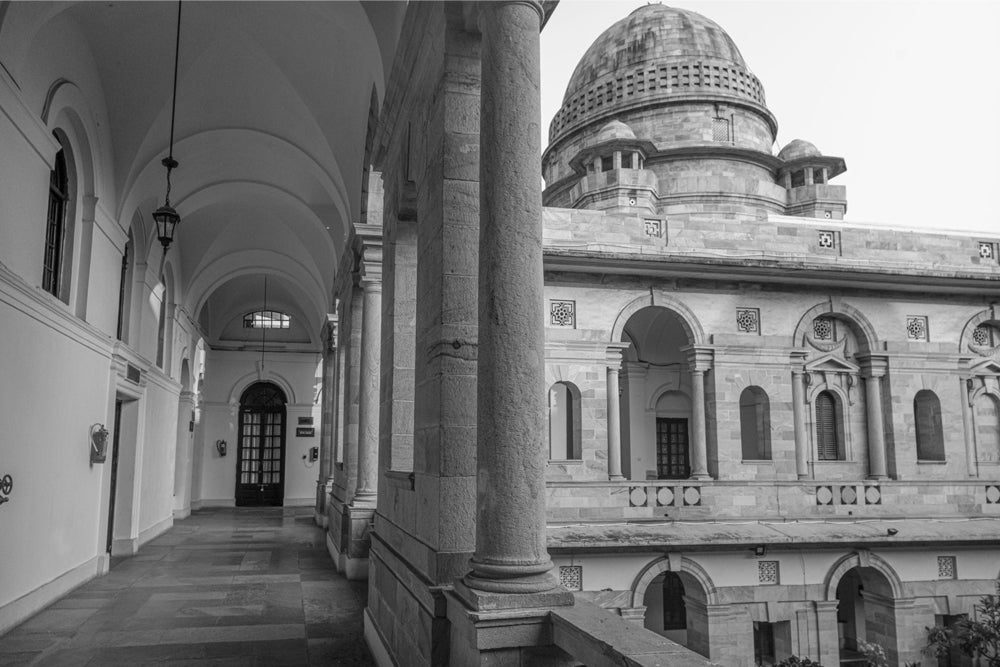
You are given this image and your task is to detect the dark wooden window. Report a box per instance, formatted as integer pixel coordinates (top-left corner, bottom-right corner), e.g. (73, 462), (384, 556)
(43, 148), (68, 296)
(816, 391), (841, 460)
(601, 155), (613, 172)
(662, 572), (686, 631)
(753, 622), (776, 666)
(740, 387), (772, 460)
(656, 418), (690, 479)
(915, 390), (945, 461)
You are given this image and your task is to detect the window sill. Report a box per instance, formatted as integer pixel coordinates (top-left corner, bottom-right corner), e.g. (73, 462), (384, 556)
(742, 459), (774, 465)
(548, 459), (585, 465)
(384, 470), (414, 490)
(916, 459), (947, 465)
(813, 460), (854, 464)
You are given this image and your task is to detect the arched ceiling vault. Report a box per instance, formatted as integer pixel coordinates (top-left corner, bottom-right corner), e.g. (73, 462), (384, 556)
(0, 1), (405, 349)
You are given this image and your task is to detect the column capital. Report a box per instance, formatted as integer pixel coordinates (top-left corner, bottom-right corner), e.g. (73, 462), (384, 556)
(471, 1), (547, 33)
(605, 342), (630, 365)
(858, 354), (889, 378)
(323, 313), (339, 350)
(353, 224), (383, 284)
(683, 345), (714, 372)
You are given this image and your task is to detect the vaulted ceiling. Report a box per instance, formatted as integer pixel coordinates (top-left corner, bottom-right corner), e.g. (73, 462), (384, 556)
(0, 0), (406, 348)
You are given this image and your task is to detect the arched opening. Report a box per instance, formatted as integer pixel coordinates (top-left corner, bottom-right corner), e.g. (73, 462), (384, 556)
(172, 359), (196, 517)
(974, 394), (1000, 462)
(914, 390), (945, 461)
(236, 382), (287, 507)
(740, 386), (771, 460)
(816, 390), (845, 461)
(155, 274), (168, 369)
(835, 566), (899, 665)
(620, 305), (697, 480)
(643, 569), (710, 658)
(548, 381), (582, 460)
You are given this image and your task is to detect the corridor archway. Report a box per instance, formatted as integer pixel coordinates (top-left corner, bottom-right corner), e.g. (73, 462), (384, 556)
(835, 566), (899, 665)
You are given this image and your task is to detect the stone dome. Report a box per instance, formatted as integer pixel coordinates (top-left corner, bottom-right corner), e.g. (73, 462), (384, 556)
(563, 4), (747, 104)
(595, 120), (637, 144)
(548, 4), (771, 146)
(778, 139), (821, 161)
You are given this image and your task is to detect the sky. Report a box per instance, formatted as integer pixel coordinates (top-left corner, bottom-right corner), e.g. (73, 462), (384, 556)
(539, 0), (1000, 233)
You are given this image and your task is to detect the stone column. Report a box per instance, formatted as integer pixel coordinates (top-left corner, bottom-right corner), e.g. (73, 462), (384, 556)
(686, 347), (713, 480)
(607, 365), (624, 481)
(465, 0), (561, 596)
(791, 353), (810, 479)
(861, 357), (888, 479)
(961, 377), (979, 477)
(351, 257), (382, 508)
(813, 601), (841, 667)
(320, 314), (338, 481)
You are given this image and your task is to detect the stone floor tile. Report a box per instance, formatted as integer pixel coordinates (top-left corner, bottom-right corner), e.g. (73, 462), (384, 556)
(0, 508), (372, 665)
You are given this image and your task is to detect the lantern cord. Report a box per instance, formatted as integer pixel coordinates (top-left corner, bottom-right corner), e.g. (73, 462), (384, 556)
(163, 0), (182, 205)
(261, 275), (267, 372)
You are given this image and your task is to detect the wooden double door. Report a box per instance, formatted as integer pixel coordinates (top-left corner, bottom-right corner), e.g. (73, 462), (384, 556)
(235, 382), (286, 507)
(656, 418), (690, 479)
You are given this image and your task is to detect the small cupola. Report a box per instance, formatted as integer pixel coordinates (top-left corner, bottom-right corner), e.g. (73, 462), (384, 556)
(564, 121), (658, 212)
(778, 139), (848, 219)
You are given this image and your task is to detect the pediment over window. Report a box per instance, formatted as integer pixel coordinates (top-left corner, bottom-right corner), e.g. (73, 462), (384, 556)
(804, 354), (860, 375)
(970, 359), (1000, 376)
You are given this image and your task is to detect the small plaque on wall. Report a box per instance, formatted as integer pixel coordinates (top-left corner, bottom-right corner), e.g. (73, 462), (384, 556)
(295, 427), (315, 437)
(297, 416), (314, 426)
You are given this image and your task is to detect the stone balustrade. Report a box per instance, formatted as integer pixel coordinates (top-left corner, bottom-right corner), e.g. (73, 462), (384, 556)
(546, 479), (1000, 523)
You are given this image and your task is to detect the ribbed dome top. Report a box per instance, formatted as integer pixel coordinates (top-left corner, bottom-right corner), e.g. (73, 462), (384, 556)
(564, 4), (747, 104)
(778, 139), (821, 161)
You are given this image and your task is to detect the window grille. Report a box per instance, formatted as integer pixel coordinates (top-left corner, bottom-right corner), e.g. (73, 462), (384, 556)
(559, 566), (582, 591)
(712, 117), (730, 142)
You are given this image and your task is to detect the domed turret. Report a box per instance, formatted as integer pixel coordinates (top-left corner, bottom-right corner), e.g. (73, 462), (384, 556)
(778, 139), (821, 162)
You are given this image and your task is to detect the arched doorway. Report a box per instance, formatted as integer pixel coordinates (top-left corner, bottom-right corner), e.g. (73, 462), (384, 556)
(236, 382), (287, 507)
(620, 305), (701, 480)
(642, 569), (710, 658)
(835, 566), (899, 664)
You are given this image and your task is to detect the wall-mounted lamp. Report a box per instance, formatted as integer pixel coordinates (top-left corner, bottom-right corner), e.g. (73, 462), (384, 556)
(753, 545), (767, 557)
(0, 473), (12, 505)
(90, 423), (110, 464)
(886, 527), (898, 536)
(216, 439), (227, 457)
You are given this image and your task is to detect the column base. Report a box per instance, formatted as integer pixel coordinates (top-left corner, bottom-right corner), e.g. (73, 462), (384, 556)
(348, 490), (378, 511)
(453, 578), (574, 612)
(608, 474), (625, 481)
(446, 587), (577, 666)
(689, 473), (712, 481)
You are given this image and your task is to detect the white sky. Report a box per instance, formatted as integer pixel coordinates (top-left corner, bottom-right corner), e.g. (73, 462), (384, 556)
(540, 0), (1000, 233)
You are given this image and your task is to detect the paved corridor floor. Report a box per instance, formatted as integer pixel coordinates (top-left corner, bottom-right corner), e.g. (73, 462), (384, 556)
(0, 508), (373, 666)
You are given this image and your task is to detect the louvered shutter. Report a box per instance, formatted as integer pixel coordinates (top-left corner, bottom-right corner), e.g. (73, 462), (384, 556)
(816, 392), (838, 460)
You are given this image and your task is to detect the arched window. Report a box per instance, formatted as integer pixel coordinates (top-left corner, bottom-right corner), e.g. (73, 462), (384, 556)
(914, 390), (944, 461)
(43, 145), (69, 298)
(243, 310), (290, 329)
(740, 387), (771, 460)
(548, 382), (581, 460)
(816, 391), (844, 461)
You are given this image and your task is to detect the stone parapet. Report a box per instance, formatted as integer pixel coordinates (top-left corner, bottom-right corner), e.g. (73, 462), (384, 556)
(542, 208), (1000, 285)
(545, 479), (1000, 524)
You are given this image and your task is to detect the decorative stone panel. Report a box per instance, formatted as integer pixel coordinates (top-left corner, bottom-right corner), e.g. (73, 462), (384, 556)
(816, 485), (834, 506)
(840, 486), (858, 505)
(906, 316), (928, 341)
(815, 484), (881, 506)
(864, 486), (882, 505)
(937, 556), (956, 580)
(818, 230), (837, 250)
(736, 308), (760, 334)
(550, 300), (576, 328)
(559, 565), (583, 591)
(758, 561), (779, 585)
(813, 318), (834, 341)
(987, 485), (1000, 504)
(973, 325), (994, 347)
(682, 486), (702, 506)
(644, 218), (663, 238)
(979, 241), (996, 261)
